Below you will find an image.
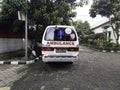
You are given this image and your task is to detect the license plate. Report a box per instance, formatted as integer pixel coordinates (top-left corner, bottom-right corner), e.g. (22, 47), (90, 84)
(56, 49), (66, 53)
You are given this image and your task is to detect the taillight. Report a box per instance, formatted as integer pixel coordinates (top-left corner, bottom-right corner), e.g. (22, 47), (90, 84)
(68, 47), (79, 52)
(42, 47), (54, 51)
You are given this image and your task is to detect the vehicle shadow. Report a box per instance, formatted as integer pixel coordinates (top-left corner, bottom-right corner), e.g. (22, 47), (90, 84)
(46, 62), (73, 69)
(28, 60), (75, 74)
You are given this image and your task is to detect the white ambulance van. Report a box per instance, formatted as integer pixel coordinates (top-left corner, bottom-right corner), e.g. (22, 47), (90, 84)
(42, 25), (79, 63)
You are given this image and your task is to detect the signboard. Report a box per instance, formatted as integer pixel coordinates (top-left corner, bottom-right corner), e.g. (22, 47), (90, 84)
(18, 11), (25, 21)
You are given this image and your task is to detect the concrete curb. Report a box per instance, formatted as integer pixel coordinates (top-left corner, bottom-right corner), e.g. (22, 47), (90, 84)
(0, 87), (10, 90)
(0, 59), (38, 65)
(101, 50), (120, 53)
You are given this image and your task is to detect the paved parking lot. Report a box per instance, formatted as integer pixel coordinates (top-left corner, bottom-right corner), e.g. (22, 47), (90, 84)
(0, 46), (120, 90)
(0, 65), (27, 90)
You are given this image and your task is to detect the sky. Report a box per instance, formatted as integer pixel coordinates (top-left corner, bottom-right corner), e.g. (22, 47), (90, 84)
(72, 0), (108, 27)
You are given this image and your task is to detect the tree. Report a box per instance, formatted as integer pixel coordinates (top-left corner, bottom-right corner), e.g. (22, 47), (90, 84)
(73, 20), (90, 36)
(0, 0), (25, 33)
(89, 0), (120, 45)
(0, 0), (89, 41)
(28, 0), (77, 41)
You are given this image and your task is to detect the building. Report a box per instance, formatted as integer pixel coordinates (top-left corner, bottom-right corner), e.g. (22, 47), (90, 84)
(91, 19), (120, 44)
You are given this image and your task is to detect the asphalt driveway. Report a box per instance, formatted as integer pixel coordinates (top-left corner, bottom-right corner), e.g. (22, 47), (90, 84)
(0, 46), (120, 90)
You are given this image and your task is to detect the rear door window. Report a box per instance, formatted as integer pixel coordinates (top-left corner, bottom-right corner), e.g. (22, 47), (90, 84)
(45, 27), (77, 41)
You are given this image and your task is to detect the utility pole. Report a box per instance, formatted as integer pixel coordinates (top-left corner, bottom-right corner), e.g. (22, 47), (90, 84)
(18, 0), (30, 60)
(25, 14), (28, 60)
(25, 0), (31, 60)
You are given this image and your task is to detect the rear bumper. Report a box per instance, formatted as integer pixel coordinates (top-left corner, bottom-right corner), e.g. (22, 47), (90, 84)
(42, 55), (79, 62)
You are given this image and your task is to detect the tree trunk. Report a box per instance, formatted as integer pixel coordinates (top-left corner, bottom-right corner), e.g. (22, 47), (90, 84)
(116, 33), (119, 46)
(109, 18), (120, 46)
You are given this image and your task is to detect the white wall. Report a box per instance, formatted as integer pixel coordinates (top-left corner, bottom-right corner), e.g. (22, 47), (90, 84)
(0, 38), (30, 53)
